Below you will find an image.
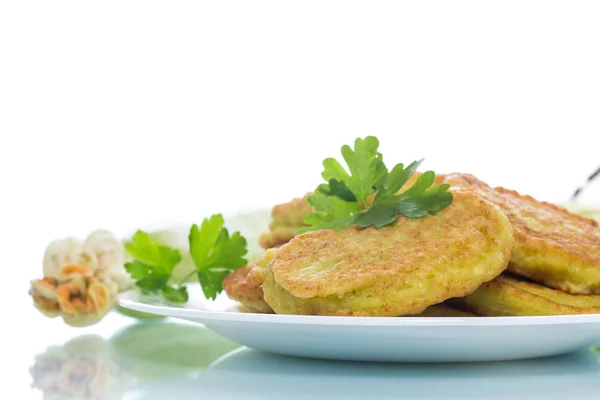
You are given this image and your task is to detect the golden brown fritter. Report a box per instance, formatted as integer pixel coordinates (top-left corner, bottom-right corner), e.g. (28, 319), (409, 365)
(222, 263), (273, 314)
(415, 304), (476, 317)
(445, 173), (600, 294)
(258, 193), (313, 249)
(449, 274), (600, 316)
(245, 249), (276, 289)
(257, 172), (446, 250)
(261, 188), (515, 316)
(224, 251), (476, 317)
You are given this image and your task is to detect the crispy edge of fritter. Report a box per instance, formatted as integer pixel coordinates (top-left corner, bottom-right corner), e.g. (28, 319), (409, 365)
(222, 263), (273, 314)
(246, 248), (277, 289)
(449, 274), (600, 316)
(262, 188), (515, 316)
(444, 173), (600, 294)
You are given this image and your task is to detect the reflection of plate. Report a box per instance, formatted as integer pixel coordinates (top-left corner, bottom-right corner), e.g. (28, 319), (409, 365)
(119, 284), (600, 363)
(133, 347), (600, 400)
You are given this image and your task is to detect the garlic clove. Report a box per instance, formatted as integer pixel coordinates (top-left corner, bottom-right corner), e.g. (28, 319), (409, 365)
(82, 230), (124, 273)
(43, 238), (83, 278)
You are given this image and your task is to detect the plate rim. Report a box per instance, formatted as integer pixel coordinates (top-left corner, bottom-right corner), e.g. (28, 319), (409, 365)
(118, 290), (600, 327)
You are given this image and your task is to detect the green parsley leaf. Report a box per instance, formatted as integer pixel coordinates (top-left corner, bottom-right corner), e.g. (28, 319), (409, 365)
(124, 260), (169, 288)
(124, 260), (161, 281)
(136, 276), (170, 292)
(356, 169), (453, 228)
(125, 231), (182, 274)
(375, 159), (423, 198)
(161, 285), (189, 303)
(189, 214), (248, 300)
(301, 136), (386, 232)
(302, 136), (453, 231)
(197, 269), (233, 301)
(124, 217), (249, 304)
(299, 190), (361, 233)
(317, 180), (357, 203)
(124, 232), (184, 299)
(321, 136), (387, 207)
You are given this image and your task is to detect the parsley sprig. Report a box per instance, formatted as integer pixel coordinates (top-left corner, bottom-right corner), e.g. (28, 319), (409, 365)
(301, 136), (453, 232)
(189, 214), (247, 300)
(125, 214), (247, 303)
(125, 231), (188, 302)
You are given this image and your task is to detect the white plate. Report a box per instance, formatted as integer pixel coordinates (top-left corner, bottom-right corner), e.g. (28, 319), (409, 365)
(119, 209), (600, 363)
(118, 283), (600, 363)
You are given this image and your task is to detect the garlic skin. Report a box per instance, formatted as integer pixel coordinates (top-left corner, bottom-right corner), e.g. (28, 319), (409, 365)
(30, 230), (133, 327)
(43, 238), (82, 278)
(82, 230), (125, 273)
(81, 229), (133, 289)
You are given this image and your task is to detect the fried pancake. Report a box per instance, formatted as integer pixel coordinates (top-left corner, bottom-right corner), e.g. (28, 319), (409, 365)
(449, 274), (600, 316)
(222, 263), (273, 314)
(258, 193), (313, 249)
(261, 188), (515, 316)
(226, 251), (477, 317)
(445, 173), (600, 294)
(258, 172), (446, 250)
(246, 248), (275, 289)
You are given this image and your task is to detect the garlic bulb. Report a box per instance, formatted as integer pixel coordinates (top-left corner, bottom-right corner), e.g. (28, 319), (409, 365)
(42, 238), (82, 278)
(30, 230), (132, 327)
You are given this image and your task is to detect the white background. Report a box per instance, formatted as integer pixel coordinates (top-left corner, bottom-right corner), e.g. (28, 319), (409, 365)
(1, 1), (600, 396)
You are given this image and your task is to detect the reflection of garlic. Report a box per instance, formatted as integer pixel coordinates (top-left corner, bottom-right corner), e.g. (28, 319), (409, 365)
(30, 335), (135, 400)
(30, 230), (133, 327)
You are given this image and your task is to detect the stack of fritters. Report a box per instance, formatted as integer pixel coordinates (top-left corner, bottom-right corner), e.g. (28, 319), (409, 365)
(224, 172), (600, 317)
(447, 274), (600, 316)
(443, 173), (600, 315)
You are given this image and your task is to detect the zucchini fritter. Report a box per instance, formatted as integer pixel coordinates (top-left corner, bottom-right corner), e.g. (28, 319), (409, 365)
(258, 193), (313, 249)
(222, 263), (273, 314)
(445, 173), (600, 294)
(450, 274), (600, 316)
(224, 254), (477, 317)
(261, 188), (515, 316)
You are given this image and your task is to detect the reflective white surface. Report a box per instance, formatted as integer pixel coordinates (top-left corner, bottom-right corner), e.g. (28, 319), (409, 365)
(15, 310), (600, 400)
(135, 348), (600, 400)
